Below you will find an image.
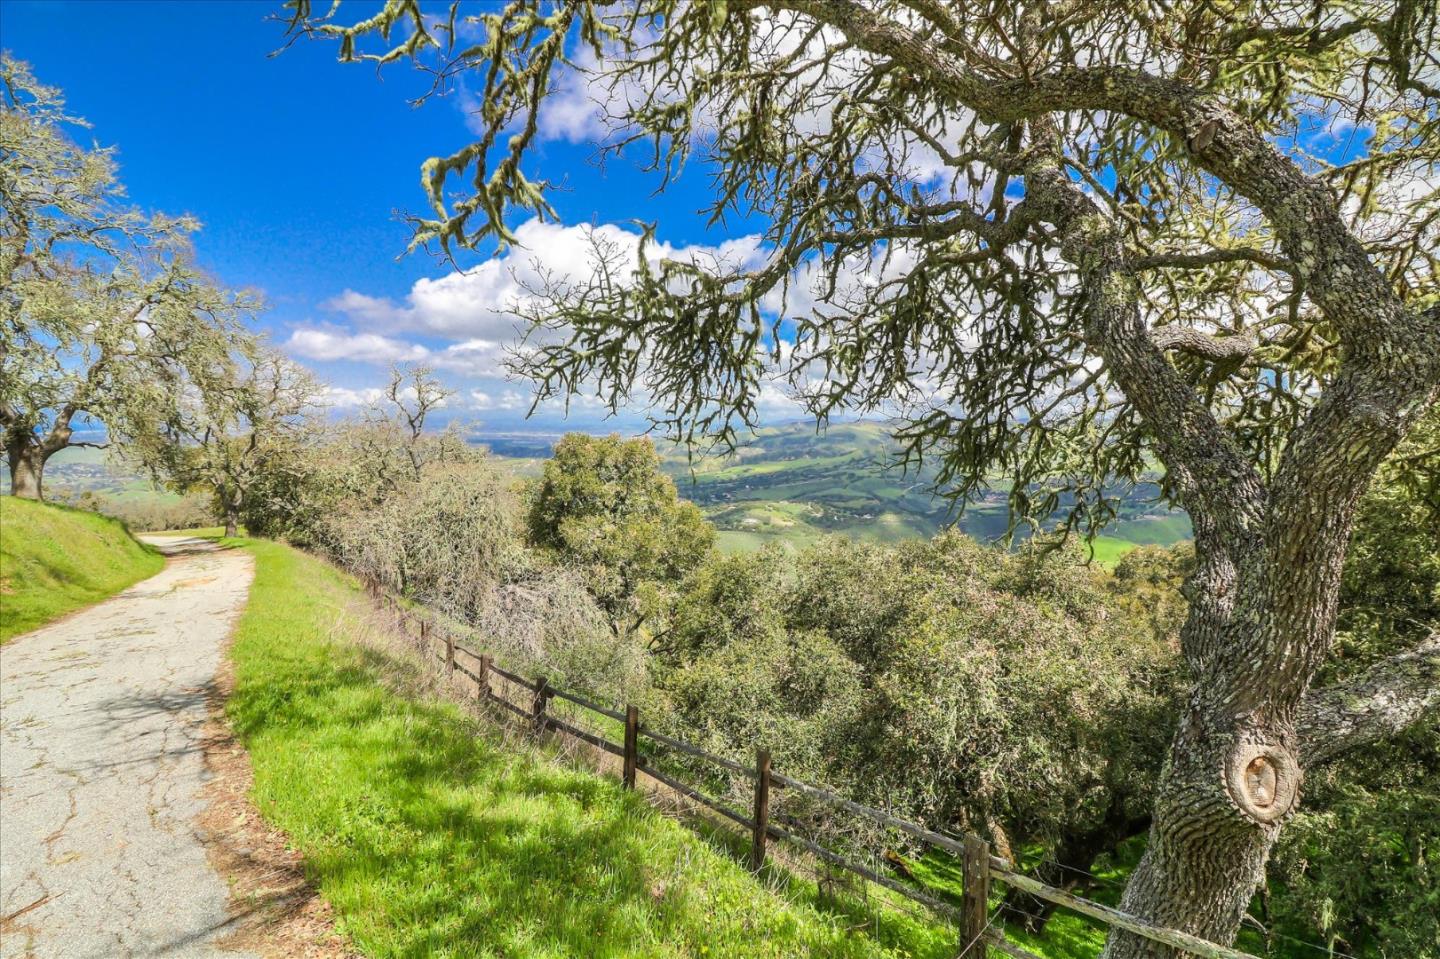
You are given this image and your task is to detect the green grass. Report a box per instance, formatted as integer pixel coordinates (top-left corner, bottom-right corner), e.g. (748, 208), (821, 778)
(224, 537), (957, 958)
(1085, 536), (1138, 568)
(0, 496), (164, 643)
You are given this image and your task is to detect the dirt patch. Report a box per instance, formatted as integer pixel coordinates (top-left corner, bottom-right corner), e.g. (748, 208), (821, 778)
(199, 647), (358, 959)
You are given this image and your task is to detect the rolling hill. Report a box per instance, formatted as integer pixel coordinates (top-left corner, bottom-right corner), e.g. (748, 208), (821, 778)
(11, 422), (1193, 560)
(483, 420), (1192, 557)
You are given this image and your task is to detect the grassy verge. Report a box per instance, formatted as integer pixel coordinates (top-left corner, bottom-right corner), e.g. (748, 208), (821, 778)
(0, 496), (164, 643)
(224, 537), (956, 958)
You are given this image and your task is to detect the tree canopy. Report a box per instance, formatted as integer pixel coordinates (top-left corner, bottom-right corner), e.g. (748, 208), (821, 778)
(527, 432), (714, 638)
(0, 55), (258, 500)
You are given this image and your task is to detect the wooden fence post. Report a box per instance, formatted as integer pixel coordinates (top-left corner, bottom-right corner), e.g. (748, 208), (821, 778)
(532, 676), (550, 734)
(477, 655), (491, 701)
(418, 617), (429, 651)
(445, 630), (455, 674)
(962, 835), (991, 957)
(623, 705), (639, 789)
(750, 749), (772, 871)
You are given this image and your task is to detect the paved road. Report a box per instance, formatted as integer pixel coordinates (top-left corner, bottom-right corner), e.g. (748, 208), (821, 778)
(1, 537), (257, 959)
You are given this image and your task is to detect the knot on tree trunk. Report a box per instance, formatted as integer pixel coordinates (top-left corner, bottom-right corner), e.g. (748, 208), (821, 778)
(1223, 742), (1299, 825)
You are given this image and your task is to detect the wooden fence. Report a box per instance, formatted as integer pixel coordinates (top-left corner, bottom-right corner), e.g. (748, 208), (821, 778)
(369, 585), (1259, 959)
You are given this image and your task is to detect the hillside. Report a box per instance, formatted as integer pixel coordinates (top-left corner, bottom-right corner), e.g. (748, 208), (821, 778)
(486, 421), (1192, 556)
(0, 496), (164, 642)
(223, 535), (957, 958)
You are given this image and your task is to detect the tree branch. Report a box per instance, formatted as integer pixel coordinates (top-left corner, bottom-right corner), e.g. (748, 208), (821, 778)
(1020, 154), (1268, 559)
(1149, 327), (1257, 364)
(766, 0), (1434, 361)
(1129, 248), (1290, 273)
(1297, 632), (1440, 767)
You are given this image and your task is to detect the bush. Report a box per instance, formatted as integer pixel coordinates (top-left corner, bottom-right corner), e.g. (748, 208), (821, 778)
(652, 533), (1180, 861)
(53, 489), (216, 532)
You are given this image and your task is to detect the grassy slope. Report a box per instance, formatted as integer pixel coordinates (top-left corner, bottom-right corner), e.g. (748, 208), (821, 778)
(219, 538), (1285, 958)
(225, 538), (955, 959)
(0, 496), (164, 643)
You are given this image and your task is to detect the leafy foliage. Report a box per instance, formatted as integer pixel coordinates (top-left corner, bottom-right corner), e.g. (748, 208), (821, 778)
(653, 534), (1181, 860)
(528, 433), (714, 638)
(136, 348), (321, 532)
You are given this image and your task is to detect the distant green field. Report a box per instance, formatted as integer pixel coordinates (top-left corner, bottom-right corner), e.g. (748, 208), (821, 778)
(1, 445), (182, 509)
(1087, 536), (1138, 566)
(653, 422), (1191, 556)
(0, 497), (164, 642)
(16, 422), (1194, 560)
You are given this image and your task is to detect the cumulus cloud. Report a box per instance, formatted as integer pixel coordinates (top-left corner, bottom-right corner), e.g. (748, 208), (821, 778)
(288, 326), (430, 366)
(322, 385), (386, 408)
(320, 218), (768, 344)
(291, 214), (877, 428)
(285, 325), (510, 379)
(469, 389), (528, 412)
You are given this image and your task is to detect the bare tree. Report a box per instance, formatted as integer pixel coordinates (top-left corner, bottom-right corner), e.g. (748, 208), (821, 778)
(289, 2), (1439, 952)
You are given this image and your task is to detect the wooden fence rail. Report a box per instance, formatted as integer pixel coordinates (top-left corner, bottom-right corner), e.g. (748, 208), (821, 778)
(380, 594), (1261, 959)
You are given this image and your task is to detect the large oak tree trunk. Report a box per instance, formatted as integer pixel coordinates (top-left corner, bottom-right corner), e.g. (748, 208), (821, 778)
(7, 440), (48, 500)
(1016, 141), (1440, 955)
(1101, 518), (1349, 956)
(220, 486), (241, 538)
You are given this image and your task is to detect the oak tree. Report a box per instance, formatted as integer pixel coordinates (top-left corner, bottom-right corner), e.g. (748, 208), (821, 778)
(0, 56), (256, 500)
(290, 2), (1440, 952)
(141, 348), (321, 537)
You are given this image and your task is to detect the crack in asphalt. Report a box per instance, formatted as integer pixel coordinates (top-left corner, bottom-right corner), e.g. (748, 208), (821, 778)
(0, 537), (259, 959)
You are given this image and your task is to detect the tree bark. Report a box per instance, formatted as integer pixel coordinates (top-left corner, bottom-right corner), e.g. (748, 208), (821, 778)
(6, 438), (49, 500)
(221, 486), (241, 537)
(4, 406), (84, 501)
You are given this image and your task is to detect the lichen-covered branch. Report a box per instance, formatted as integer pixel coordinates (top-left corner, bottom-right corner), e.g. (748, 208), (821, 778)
(1297, 632), (1440, 767)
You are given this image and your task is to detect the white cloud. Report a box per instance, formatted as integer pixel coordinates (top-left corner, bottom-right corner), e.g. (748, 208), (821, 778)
(287, 326), (430, 365)
(285, 325), (513, 379)
(469, 388), (527, 411)
(322, 385), (385, 408)
(321, 218), (768, 343)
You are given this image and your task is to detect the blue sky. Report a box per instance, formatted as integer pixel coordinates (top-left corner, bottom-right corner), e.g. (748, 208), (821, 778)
(3, 0), (774, 433)
(6, 2), (1384, 441)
